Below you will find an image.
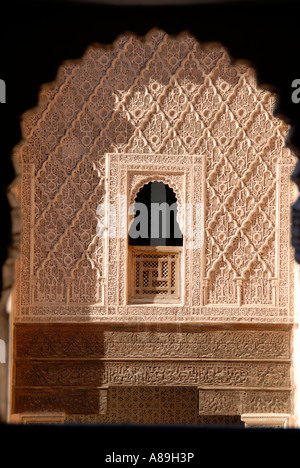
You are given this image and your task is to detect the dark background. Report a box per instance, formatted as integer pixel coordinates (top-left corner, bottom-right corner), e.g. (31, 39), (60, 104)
(0, 0), (299, 455)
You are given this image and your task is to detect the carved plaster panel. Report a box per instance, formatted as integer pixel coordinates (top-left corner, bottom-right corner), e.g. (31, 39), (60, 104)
(12, 323), (293, 417)
(13, 388), (108, 415)
(15, 324), (291, 361)
(198, 389), (291, 415)
(15, 360), (290, 388)
(13, 387), (240, 425)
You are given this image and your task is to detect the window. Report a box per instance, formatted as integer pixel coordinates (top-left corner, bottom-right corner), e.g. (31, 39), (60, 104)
(128, 182), (183, 304)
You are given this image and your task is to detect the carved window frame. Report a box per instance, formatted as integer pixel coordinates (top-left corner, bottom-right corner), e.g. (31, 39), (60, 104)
(106, 153), (205, 310)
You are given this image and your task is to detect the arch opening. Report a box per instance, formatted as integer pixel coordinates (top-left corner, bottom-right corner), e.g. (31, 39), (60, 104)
(129, 181), (183, 247)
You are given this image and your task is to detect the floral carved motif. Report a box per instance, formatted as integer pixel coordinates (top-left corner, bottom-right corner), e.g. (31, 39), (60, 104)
(12, 29), (295, 322)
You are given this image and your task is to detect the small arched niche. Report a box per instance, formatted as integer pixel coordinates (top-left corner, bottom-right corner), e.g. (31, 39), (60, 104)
(129, 181), (183, 247)
(128, 181), (183, 304)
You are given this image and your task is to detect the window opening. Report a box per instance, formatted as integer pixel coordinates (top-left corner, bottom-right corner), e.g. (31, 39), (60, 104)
(128, 182), (182, 303)
(129, 181), (183, 246)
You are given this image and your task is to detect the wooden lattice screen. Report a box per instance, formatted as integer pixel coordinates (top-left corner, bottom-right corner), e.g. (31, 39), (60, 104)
(128, 246), (181, 303)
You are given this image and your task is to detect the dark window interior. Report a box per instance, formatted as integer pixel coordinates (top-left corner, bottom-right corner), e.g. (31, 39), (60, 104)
(129, 182), (183, 246)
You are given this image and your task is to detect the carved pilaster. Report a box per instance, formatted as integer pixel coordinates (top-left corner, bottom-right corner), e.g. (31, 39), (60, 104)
(271, 279), (278, 306)
(235, 278), (243, 307)
(202, 278), (209, 306)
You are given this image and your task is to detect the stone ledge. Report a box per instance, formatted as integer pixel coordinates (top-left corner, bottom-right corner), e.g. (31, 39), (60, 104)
(241, 413), (291, 428)
(10, 412), (65, 424)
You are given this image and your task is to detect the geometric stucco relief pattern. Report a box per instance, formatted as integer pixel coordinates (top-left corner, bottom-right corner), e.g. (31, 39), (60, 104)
(12, 30), (296, 325)
(10, 30), (297, 424)
(13, 29), (296, 323)
(64, 387), (288, 424)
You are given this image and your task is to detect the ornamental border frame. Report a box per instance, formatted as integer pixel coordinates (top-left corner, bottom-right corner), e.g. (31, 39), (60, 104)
(105, 153), (203, 312)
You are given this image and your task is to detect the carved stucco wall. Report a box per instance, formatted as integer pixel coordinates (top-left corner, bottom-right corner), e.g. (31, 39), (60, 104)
(10, 30), (297, 423)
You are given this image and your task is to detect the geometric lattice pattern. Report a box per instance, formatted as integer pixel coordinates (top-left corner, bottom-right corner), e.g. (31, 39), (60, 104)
(65, 387), (242, 426)
(13, 29), (295, 320)
(130, 247), (180, 301)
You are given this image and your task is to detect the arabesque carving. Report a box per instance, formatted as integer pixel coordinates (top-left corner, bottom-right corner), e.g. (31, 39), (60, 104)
(11, 30), (297, 423)
(12, 30), (296, 322)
